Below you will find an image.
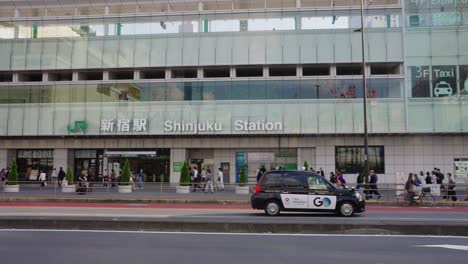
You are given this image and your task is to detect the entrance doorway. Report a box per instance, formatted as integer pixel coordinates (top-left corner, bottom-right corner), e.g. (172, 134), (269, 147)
(105, 149), (170, 182)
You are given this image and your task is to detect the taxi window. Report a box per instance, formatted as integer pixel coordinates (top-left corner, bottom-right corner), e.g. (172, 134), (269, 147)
(262, 172), (282, 189)
(282, 172), (307, 188)
(307, 175), (329, 190)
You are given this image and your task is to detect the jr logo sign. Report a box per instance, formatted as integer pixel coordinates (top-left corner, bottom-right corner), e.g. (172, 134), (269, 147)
(67, 120), (87, 133)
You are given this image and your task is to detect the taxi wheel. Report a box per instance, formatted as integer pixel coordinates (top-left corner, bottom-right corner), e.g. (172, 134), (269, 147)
(264, 200), (281, 216)
(338, 202), (355, 217)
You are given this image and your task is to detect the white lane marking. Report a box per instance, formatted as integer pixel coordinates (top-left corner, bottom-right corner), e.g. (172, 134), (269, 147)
(1, 229), (468, 239)
(417, 245), (468, 251)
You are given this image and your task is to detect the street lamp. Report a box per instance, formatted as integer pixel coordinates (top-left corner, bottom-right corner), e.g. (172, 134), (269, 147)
(357, 0), (370, 185)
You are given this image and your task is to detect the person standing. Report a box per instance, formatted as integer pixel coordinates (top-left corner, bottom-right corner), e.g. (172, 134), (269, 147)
(447, 173), (457, 201)
(0, 168), (6, 183)
(103, 169), (109, 187)
(329, 172), (337, 186)
(51, 168), (58, 184)
(431, 171), (437, 185)
(368, 170), (381, 199)
(319, 168), (325, 177)
(204, 168), (214, 194)
(217, 167), (224, 191)
(425, 171), (432, 184)
(337, 171), (346, 189)
(356, 172), (364, 190)
(137, 169), (144, 190)
(192, 167), (200, 192)
(111, 169), (116, 188)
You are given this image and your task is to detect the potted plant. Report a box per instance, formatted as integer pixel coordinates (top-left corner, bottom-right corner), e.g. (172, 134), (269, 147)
(303, 160), (309, 171)
(176, 161), (190, 194)
(118, 159), (132, 193)
(236, 165), (249, 194)
(4, 160), (19, 193)
(61, 167), (75, 193)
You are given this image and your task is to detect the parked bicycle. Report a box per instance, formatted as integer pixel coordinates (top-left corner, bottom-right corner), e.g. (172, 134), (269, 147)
(396, 188), (435, 207)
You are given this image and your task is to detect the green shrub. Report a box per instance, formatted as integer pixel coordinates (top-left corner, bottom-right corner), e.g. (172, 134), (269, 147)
(303, 160), (309, 171)
(239, 165), (247, 187)
(7, 160), (18, 185)
(120, 159), (131, 186)
(66, 167), (74, 184)
(179, 161), (190, 186)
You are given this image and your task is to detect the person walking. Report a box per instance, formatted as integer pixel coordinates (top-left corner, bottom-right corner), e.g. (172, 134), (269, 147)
(57, 167), (65, 187)
(204, 168), (214, 194)
(337, 171), (346, 189)
(329, 172), (337, 186)
(0, 168), (6, 183)
(103, 169), (109, 187)
(51, 168), (58, 185)
(39, 170), (47, 189)
(356, 172), (364, 190)
(217, 167), (224, 191)
(368, 170), (381, 199)
(137, 169), (144, 190)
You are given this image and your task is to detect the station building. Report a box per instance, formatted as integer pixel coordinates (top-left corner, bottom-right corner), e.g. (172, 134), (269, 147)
(0, 0), (467, 183)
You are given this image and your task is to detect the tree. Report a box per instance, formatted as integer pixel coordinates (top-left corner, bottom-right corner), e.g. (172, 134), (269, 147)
(66, 167), (74, 185)
(120, 159), (131, 186)
(303, 160), (309, 171)
(239, 165), (247, 187)
(7, 160), (18, 185)
(179, 161), (190, 186)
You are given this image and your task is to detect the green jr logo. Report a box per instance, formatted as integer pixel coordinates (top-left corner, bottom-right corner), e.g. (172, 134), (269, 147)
(67, 120), (87, 133)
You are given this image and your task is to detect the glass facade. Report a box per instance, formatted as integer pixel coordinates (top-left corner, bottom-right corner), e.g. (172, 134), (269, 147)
(0, 1), (466, 136)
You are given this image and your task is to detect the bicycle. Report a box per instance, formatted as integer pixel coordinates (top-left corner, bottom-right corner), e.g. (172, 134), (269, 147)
(396, 189), (435, 207)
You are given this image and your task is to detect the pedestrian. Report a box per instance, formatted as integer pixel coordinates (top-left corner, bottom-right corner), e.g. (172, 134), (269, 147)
(201, 167), (206, 191)
(204, 168), (214, 194)
(447, 173), (457, 201)
(425, 171), (432, 184)
(368, 170), (381, 199)
(77, 173), (87, 194)
(320, 168), (324, 177)
(337, 171), (346, 189)
(58, 167), (65, 187)
(192, 167), (201, 192)
(329, 172), (337, 186)
(51, 168), (58, 184)
(256, 167), (264, 183)
(87, 168), (94, 192)
(431, 171), (437, 185)
(103, 169), (109, 187)
(0, 168), (6, 183)
(130, 171), (136, 190)
(356, 172), (364, 190)
(137, 169), (144, 190)
(39, 170), (47, 189)
(217, 167), (225, 191)
(111, 169), (116, 187)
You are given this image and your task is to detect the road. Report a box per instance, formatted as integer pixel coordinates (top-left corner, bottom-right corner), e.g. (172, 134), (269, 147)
(0, 230), (467, 264)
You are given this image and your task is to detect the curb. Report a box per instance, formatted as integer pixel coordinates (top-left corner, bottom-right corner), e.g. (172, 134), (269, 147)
(1, 196), (468, 207)
(0, 218), (467, 236)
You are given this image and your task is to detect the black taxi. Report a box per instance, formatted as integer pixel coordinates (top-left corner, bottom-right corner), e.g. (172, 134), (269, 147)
(251, 170), (365, 217)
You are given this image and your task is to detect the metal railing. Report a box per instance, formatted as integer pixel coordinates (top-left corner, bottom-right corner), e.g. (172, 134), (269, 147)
(1, 180), (467, 202)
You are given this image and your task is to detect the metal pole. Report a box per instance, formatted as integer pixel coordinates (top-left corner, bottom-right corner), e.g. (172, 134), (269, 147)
(360, 0), (370, 185)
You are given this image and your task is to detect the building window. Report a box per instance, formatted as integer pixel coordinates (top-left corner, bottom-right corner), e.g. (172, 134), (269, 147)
(335, 146), (385, 174)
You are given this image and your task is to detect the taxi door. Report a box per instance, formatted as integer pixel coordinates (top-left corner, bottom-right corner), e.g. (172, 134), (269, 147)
(307, 175), (337, 211)
(280, 172), (309, 209)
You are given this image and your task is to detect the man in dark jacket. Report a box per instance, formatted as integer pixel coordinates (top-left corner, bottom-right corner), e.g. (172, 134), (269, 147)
(58, 167), (66, 187)
(368, 170), (381, 200)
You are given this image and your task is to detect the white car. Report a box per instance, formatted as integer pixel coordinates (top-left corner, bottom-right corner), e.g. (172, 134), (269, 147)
(434, 81), (453, 97)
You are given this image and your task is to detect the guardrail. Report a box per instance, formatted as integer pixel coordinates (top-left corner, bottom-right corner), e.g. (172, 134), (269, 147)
(1, 180), (467, 202)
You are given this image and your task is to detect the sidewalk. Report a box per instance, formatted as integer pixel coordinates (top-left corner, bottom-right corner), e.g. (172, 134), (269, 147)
(1, 183), (468, 206)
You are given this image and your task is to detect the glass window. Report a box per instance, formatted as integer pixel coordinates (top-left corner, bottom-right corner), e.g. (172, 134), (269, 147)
(307, 175), (330, 190)
(282, 172), (308, 188)
(262, 172), (283, 188)
(335, 146), (385, 174)
(0, 22), (15, 39)
(300, 80), (319, 99)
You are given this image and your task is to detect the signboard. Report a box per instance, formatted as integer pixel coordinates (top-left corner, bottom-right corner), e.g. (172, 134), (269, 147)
(18, 150), (53, 159)
(29, 169), (39, 181)
(432, 65), (457, 97)
(75, 150), (97, 159)
(173, 162), (183, 173)
(410, 66), (431, 97)
(454, 158), (468, 179)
